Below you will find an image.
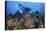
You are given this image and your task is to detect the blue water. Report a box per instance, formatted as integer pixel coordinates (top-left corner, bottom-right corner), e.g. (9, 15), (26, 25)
(6, 1), (45, 15)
